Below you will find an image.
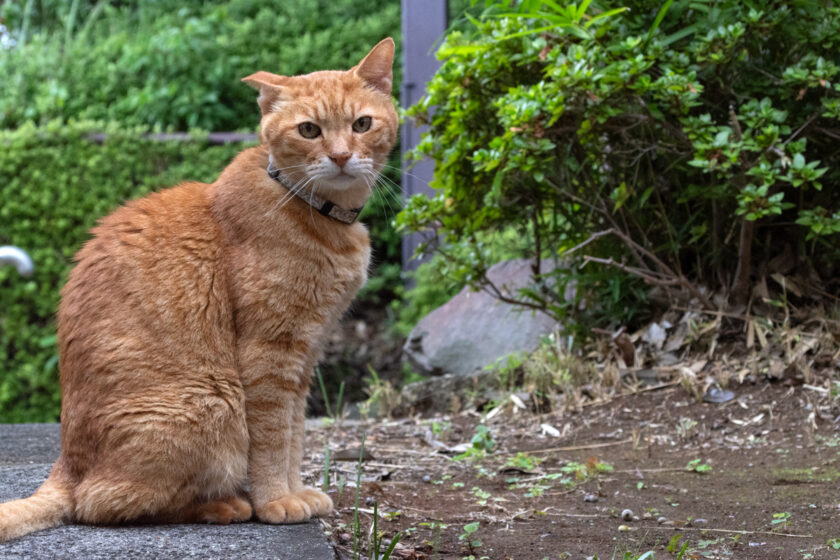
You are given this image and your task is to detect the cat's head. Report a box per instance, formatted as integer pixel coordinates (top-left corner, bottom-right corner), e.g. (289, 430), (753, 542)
(242, 38), (398, 210)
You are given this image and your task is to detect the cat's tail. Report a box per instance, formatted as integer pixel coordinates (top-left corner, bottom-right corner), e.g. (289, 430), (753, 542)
(0, 468), (72, 542)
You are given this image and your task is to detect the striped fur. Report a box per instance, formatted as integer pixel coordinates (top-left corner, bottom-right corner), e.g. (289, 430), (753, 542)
(0, 470), (72, 541)
(0, 38), (397, 541)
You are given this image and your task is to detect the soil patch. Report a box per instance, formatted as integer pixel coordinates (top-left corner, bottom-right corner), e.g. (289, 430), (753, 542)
(303, 381), (840, 559)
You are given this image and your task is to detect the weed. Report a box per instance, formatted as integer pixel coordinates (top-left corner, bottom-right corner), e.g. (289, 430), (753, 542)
(382, 510), (402, 522)
(322, 444), (331, 492)
(432, 474), (453, 485)
(519, 333), (602, 411)
(474, 466), (495, 479)
(458, 522), (482, 556)
(431, 419), (453, 439)
(492, 352), (525, 392)
(352, 431), (366, 559)
(370, 501), (402, 560)
(560, 458), (613, 482)
(827, 538), (840, 549)
(336, 475), (346, 507)
(524, 482), (550, 498)
(666, 534), (690, 557)
(676, 417), (698, 439)
(455, 424), (495, 461)
(418, 521), (447, 557)
(815, 434), (840, 448)
(543, 472), (574, 486)
(470, 487), (492, 506)
(771, 511), (792, 530)
(685, 458), (713, 474)
(316, 368), (345, 424)
(503, 452), (545, 471)
(361, 366), (401, 419)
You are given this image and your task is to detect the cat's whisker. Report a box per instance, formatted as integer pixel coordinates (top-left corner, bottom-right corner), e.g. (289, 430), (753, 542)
(372, 167), (409, 200)
(271, 163), (309, 171)
(264, 175), (315, 218)
(379, 164), (436, 191)
(308, 185), (320, 227)
(264, 183), (301, 217)
(367, 176), (398, 220)
(362, 176), (379, 211)
(375, 173), (404, 198)
(373, 175), (405, 209)
(377, 182), (402, 220)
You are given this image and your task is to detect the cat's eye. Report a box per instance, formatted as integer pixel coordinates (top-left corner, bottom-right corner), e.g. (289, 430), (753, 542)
(352, 116), (372, 133)
(298, 122), (321, 139)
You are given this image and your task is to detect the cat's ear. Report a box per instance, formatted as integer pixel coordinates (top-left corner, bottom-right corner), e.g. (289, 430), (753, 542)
(242, 71), (288, 115)
(353, 38), (395, 95)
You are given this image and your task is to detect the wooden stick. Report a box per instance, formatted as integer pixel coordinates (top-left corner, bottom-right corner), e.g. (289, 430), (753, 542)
(635, 526), (813, 538)
(503, 437), (634, 455)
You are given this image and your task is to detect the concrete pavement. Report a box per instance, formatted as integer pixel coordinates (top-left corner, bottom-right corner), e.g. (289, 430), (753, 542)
(0, 424), (336, 559)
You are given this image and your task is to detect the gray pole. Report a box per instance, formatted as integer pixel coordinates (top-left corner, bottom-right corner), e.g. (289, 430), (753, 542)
(400, 0), (448, 273)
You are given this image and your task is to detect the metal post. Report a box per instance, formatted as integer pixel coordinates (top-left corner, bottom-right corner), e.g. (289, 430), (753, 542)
(400, 0), (448, 273)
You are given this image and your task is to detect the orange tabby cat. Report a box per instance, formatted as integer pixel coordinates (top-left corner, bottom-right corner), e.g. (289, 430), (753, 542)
(0, 38), (397, 541)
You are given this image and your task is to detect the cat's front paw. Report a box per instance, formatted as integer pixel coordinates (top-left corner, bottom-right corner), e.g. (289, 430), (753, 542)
(255, 488), (333, 524)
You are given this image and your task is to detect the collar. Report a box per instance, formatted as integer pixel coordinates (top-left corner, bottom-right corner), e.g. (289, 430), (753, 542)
(266, 158), (364, 225)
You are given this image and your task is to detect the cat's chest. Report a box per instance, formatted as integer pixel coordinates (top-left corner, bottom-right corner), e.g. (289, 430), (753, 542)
(231, 234), (369, 327)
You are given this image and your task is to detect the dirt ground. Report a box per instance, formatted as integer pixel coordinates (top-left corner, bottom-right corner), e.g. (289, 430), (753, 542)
(303, 380), (840, 560)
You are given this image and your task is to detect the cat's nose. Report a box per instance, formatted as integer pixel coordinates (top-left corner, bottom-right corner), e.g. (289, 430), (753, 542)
(329, 152), (352, 169)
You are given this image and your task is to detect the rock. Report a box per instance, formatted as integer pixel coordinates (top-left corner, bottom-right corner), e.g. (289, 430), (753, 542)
(404, 259), (560, 377)
(584, 493), (599, 503)
(333, 446), (376, 462)
(657, 516), (668, 524)
(396, 370), (499, 416)
(703, 387), (735, 404)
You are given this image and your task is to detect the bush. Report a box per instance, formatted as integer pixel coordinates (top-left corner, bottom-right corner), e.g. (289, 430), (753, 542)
(0, 121), (250, 421)
(0, 0), (401, 130)
(399, 0), (840, 335)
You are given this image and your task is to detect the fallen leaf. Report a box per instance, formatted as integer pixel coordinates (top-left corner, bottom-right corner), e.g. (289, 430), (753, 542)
(540, 423), (561, 437)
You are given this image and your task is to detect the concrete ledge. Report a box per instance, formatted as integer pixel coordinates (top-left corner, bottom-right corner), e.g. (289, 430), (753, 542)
(0, 424), (335, 560)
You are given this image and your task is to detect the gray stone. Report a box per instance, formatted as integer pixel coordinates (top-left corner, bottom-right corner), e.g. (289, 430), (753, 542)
(396, 370), (499, 416)
(0, 424), (335, 559)
(404, 259), (559, 377)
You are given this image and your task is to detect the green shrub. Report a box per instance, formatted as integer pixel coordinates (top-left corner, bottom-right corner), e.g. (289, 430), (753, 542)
(399, 0), (840, 335)
(0, 0), (401, 130)
(0, 121), (250, 421)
